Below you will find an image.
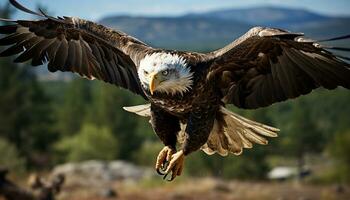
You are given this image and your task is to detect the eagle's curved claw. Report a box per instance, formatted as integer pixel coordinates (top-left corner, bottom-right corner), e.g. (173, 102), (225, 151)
(163, 172), (176, 181)
(157, 168), (165, 175)
(157, 161), (168, 175)
(163, 150), (185, 181)
(155, 146), (175, 176)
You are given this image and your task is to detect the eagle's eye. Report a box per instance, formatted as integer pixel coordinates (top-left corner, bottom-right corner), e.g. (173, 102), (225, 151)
(162, 69), (169, 76)
(143, 70), (149, 76)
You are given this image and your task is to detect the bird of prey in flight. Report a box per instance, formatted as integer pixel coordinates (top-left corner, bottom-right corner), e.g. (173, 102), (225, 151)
(1, 0), (349, 181)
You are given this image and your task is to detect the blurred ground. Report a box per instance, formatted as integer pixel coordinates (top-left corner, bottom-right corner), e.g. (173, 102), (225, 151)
(54, 178), (349, 200)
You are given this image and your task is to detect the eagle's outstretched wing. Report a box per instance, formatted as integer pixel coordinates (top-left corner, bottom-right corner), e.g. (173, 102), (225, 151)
(0, 0), (155, 97)
(207, 27), (350, 109)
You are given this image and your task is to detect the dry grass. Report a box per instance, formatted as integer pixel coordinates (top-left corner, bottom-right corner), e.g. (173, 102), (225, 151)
(56, 178), (350, 200)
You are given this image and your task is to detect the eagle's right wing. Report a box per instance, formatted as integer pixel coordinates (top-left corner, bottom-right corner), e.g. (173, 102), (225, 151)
(0, 0), (156, 97)
(206, 27), (350, 109)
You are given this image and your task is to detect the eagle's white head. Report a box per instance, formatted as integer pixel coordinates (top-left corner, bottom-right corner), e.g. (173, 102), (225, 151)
(138, 53), (194, 96)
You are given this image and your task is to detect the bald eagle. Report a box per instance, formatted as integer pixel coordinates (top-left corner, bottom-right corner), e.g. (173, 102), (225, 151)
(1, 0), (350, 181)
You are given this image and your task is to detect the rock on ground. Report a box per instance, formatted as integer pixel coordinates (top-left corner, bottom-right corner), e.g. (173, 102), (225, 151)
(52, 160), (153, 186)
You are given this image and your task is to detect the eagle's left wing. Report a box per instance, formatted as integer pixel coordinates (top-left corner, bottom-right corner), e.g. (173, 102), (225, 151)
(206, 27), (350, 109)
(0, 0), (156, 97)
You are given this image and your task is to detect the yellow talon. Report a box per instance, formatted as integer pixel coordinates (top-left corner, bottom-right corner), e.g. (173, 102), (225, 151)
(164, 150), (185, 181)
(155, 146), (176, 175)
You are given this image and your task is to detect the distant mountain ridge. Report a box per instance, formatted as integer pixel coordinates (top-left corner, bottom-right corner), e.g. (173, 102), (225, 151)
(185, 6), (330, 28)
(100, 15), (251, 51)
(99, 6), (350, 51)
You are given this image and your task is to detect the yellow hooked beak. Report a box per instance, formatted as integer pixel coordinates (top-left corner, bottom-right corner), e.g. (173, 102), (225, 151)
(149, 72), (159, 95)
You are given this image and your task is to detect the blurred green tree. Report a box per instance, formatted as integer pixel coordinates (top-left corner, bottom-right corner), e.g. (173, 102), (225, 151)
(271, 98), (323, 176)
(221, 147), (270, 180)
(306, 89), (350, 138)
(267, 89), (350, 176)
(55, 123), (118, 162)
(55, 78), (92, 136)
(87, 82), (146, 160)
(133, 140), (163, 166)
(0, 138), (26, 173)
(0, 5), (55, 168)
(328, 131), (350, 183)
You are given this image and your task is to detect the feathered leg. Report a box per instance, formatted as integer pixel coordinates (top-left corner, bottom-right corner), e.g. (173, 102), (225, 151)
(150, 104), (180, 177)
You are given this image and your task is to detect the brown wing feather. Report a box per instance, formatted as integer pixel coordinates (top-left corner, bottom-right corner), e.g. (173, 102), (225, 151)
(0, 5), (154, 97)
(207, 27), (350, 109)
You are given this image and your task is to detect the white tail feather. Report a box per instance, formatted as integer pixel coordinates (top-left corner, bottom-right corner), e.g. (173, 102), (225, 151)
(200, 106), (279, 156)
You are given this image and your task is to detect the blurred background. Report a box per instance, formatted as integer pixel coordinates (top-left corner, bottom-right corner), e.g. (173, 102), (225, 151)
(0, 0), (349, 200)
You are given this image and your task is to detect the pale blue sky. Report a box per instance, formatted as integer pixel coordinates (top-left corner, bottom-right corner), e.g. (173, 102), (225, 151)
(1, 0), (349, 21)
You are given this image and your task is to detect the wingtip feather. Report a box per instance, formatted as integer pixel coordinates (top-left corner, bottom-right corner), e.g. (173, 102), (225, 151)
(317, 34), (350, 42)
(9, 0), (43, 17)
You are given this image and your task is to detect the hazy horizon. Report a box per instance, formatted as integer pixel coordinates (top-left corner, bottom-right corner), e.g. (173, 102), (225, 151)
(0, 0), (349, 21)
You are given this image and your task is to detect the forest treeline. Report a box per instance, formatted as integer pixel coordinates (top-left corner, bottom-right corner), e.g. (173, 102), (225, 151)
(0, 5), (349, 183)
